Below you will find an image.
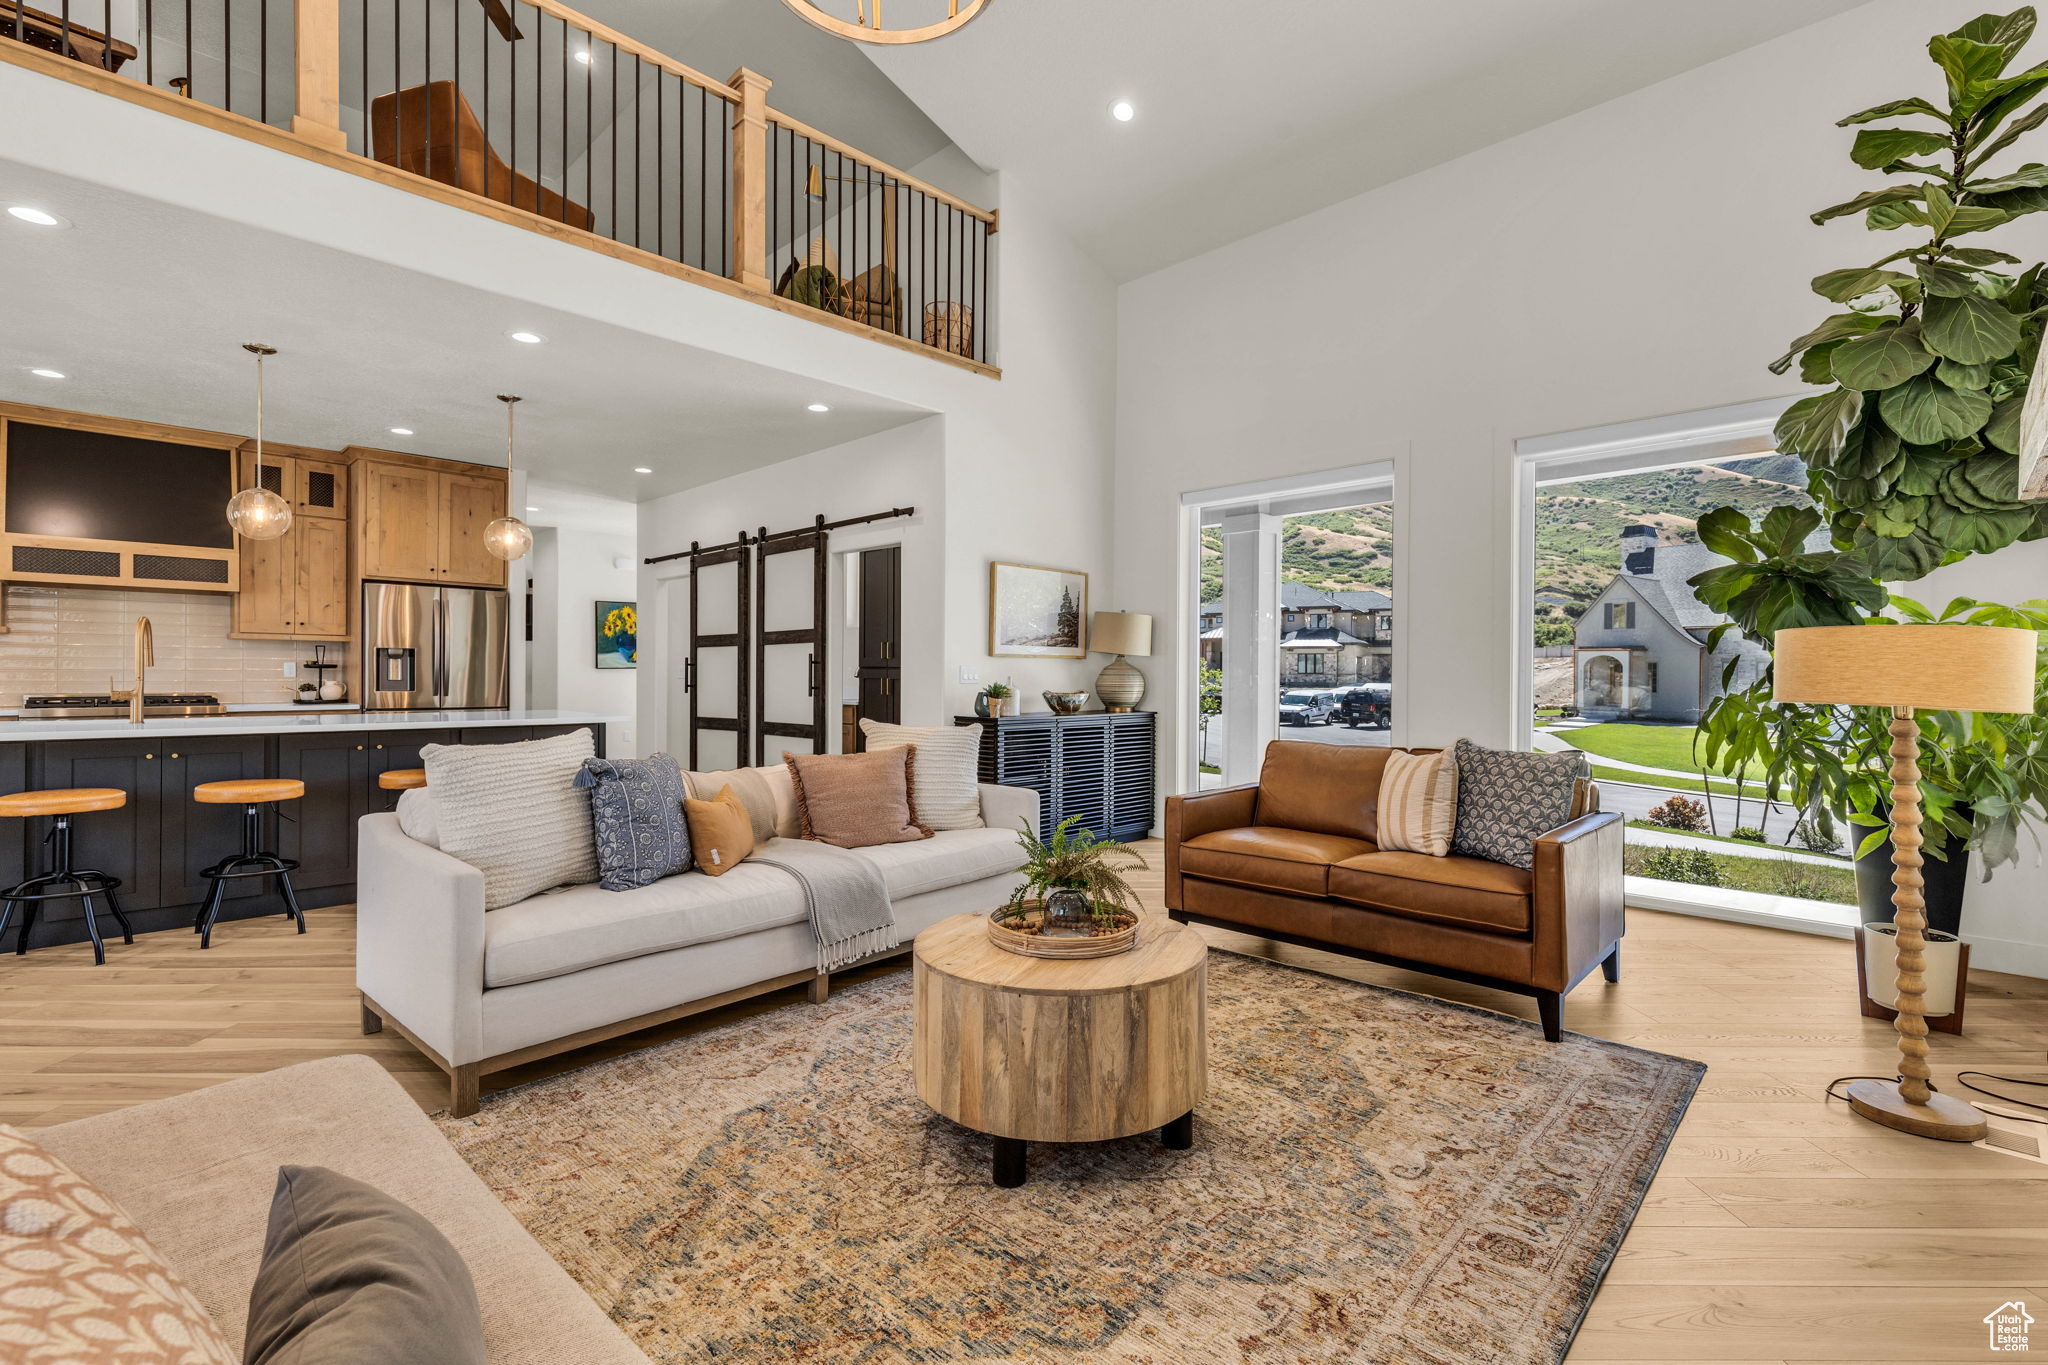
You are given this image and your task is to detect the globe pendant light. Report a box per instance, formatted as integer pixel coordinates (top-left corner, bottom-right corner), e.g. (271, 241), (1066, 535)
(485, 394), (533, 562)
(225, 343), (292, 541)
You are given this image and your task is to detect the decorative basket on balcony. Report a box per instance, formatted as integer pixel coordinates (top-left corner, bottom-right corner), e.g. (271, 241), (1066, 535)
(922, 301), (974, 357)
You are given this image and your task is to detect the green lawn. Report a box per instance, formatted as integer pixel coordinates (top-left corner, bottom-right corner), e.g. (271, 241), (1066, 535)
(1626, 820), (1844, 858)
(1624, 844), (1857, 905)
(1554, 722), (1749, 778)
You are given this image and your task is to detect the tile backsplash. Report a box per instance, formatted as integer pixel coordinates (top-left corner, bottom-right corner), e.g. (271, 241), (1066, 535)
(0, 585), (351, 708)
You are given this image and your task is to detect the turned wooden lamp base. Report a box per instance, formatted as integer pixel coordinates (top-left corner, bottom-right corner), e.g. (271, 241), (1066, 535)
(1845, 1078), (1988, 1142)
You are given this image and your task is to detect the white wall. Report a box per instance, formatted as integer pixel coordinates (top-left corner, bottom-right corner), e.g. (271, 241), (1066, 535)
(1114, 0), (2048, 971)
(530, 523), (639, 755)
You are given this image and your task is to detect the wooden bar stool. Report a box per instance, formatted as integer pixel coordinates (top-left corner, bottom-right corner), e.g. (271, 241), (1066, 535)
(192, 779), (306, 949)
(0, 788), (134, 965)
(377, 767), (425, 811)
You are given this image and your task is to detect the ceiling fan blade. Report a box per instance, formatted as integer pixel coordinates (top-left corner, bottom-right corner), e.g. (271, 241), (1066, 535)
(476, 0), (522, 42)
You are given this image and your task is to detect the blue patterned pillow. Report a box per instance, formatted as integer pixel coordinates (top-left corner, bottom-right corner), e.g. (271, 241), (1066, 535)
(575, 754), (692, 891)
(1449, 739), (1586, 870)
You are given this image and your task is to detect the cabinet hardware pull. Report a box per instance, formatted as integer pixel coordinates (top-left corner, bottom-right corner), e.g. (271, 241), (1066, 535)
(355, 745), (365, 751)
(144, 753), (154, 760)
(170, 753), (179, 759)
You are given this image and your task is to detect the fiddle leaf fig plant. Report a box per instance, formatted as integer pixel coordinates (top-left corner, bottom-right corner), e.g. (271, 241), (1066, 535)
(1684, 10), (2048, 879)
(1757, 5), (2048, 601)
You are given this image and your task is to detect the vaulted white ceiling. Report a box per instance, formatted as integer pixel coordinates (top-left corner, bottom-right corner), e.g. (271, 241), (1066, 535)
(862, 0), (1873, 281)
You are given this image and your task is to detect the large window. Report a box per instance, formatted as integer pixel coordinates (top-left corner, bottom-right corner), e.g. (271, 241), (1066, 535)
(1187, 467), (1397, 789)
(1523, 425), (1856, 927)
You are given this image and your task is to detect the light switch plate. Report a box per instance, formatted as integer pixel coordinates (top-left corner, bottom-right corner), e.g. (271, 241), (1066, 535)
(282, 662), (296, 679)
(959, 666), (980, 683)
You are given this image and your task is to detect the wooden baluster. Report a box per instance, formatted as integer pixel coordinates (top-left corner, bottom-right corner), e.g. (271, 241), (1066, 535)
(727, 66), (771, 290)
(291, 0), (347, 149)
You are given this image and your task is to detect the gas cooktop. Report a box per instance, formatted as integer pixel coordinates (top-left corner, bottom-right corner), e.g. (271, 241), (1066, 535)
(20, 693), (228, 720)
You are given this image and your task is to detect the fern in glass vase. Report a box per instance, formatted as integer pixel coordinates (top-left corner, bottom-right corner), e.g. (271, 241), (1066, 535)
(1005, 815), (1148, 937)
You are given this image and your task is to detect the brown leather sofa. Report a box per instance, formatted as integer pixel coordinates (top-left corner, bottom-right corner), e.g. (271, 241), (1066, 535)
(1165, 741), (1624, 1039)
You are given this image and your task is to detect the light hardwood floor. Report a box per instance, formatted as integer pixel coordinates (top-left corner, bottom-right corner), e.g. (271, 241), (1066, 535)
(3, 840), (2045, 1362)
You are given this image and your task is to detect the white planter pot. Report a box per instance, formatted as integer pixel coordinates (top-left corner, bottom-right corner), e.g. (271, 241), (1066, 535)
(1860, 921), (1962, 1018)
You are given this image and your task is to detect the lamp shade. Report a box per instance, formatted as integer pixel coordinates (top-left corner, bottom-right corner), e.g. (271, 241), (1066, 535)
(1773, 623), (2036, 713)
(1090, 611), (1153, 657)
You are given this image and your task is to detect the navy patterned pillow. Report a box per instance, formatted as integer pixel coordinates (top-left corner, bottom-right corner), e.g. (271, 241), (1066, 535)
(1449, 739), (1586, 870)
(575, 754), (692, 891)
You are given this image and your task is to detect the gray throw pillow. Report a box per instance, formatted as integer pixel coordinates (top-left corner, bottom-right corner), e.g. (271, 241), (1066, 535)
(422, 729), (599, 910)
(1449, 739), (1587, 870)
(243, 1165), (486, 1365)
(576, 753), (692, 890)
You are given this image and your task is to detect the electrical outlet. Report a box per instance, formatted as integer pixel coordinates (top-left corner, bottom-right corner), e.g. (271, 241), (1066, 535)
(959, 666), (980, 683)
(282, 662), (297, 679)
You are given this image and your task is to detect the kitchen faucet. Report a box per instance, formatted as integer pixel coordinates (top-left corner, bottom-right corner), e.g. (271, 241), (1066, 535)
(130, 616), (153, 725)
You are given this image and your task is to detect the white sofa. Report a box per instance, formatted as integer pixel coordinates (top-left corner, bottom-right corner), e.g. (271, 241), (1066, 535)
(357, 782), (1040, 1116)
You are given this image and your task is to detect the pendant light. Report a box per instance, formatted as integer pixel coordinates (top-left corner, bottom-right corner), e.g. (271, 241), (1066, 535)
(485, 394), (534, 562)
(225, 343), (292, 540)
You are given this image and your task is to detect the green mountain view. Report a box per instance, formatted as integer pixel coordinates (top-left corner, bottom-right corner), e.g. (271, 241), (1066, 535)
(1199, 456), (1811, 634)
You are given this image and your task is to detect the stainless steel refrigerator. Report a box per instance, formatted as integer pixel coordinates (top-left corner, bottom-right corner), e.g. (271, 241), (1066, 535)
(361, 583), (512, 711)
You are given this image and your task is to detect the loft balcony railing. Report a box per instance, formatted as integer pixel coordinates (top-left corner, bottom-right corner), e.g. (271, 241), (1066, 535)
(0, 0), (998, 374)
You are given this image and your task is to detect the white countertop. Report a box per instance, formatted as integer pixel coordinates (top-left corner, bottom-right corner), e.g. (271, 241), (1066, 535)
(0, 709), (624, 742)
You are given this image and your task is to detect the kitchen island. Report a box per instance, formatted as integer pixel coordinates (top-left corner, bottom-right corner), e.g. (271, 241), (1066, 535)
(0, 710), (618, 951)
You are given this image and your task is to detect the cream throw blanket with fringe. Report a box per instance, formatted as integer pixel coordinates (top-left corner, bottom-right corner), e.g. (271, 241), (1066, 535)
(748, 837), (900, 972)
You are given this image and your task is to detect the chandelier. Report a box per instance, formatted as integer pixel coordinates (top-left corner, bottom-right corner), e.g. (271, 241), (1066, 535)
(778, 0), (991, 45)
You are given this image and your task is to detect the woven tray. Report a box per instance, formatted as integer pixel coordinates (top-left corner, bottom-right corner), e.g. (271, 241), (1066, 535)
(987, 901), (1140, 959)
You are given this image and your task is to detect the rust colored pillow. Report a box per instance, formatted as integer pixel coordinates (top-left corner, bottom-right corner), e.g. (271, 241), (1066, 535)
(784, 747), (932, 849)
(0, 1125), (239, 1364)
(683, 785), (757, 876)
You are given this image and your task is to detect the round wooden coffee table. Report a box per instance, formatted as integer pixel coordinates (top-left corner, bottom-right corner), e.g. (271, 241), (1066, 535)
(912, 911), (1208, 1187)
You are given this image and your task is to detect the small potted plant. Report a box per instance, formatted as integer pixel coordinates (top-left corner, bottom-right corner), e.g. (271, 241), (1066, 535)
(295, 682), (319, 705)
(1002, 815), (1147, 940)
(978, 681), (1014, 718)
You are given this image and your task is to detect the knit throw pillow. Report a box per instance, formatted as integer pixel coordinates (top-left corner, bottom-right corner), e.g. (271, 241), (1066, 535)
(576, 754), (692, 891)
(0, 1125), (239, 1364)
(784, 747), (932, 849)
(1449, 739), (1587, 870)
(857, 720), (984, 831)
(681, 765), (798, 843)
(1376, 749), (1459, 856)
(422, 729), (599, 910)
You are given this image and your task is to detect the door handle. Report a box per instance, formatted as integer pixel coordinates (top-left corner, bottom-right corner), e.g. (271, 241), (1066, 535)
(806, 653), (818, 698)
(683, 658), (694, 693)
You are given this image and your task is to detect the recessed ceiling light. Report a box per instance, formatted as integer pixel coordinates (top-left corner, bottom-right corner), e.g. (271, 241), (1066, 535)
(807, 403), (831, 413)
(7, 206), (62, 226)
(509, 330), (545, 344)
(633, 466), (652, 474)
(28, 368), (65, 379)
(1110, 100), (1136, 122)
(526, 506), (541, 513)
(574, 49), (592, 64)
(389, 427), (414, 436)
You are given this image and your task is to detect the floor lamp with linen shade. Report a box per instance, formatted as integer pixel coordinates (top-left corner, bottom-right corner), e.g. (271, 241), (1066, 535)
(1773, 622), (2036, 1142)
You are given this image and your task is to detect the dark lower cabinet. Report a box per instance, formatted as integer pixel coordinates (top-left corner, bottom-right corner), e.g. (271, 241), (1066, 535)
(5, 721), (604, 947)
(957, 712), (1155, 843)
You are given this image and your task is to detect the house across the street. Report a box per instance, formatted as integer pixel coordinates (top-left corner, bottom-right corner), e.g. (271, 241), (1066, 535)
(1199, 583), (1393, 688)
(1571, 525), (1769, 722)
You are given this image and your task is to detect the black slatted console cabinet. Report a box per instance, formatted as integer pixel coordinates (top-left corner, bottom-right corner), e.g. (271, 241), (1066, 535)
(0, 722), (602, 949)
(956, 712), (1155, 843)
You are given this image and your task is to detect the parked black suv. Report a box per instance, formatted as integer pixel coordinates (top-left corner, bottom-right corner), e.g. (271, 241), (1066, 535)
(1338, 684), (1392, 729)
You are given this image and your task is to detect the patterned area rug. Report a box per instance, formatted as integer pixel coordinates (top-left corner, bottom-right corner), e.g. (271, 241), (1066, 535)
(437, 953), (1702, 1364)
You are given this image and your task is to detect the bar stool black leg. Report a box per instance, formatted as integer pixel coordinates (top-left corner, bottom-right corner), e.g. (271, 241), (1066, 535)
(74, 871), (133, 944)
(196, 877), (229, 950)
(278, 868), (305, 934)
(76, 884), (108, 967)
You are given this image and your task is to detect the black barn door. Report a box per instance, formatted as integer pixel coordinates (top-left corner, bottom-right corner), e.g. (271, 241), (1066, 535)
(686, 538), (752, 770)
(752, 519), (830, 765)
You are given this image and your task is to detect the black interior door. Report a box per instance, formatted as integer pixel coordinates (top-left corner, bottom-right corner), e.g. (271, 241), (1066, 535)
(753, 521), (830, 765)
(854, 545), (902, 743)
(687, 539), (752, 770)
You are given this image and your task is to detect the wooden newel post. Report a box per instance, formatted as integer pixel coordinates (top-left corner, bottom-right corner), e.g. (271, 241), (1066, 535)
(728, 67), (773, 292)
(291, 0), (349, 151)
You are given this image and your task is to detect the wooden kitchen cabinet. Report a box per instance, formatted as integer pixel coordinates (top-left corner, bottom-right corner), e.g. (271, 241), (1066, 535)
(351, 457), (507, 587)
(231, 448), (351, 641)
(440, 473), (509, 586)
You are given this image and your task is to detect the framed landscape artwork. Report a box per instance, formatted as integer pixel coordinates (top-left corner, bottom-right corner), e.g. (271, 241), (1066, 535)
(597, 601), (638, 669)
(988, 562), (1088, 658)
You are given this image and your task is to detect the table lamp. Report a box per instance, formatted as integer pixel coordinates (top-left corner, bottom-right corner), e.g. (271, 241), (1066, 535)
(1090, 612), (1154, 712)
(1773, 622), (2036, 1142)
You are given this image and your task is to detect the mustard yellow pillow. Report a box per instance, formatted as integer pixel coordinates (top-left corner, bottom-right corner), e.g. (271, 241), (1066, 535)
(684, 784), (757, 876)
